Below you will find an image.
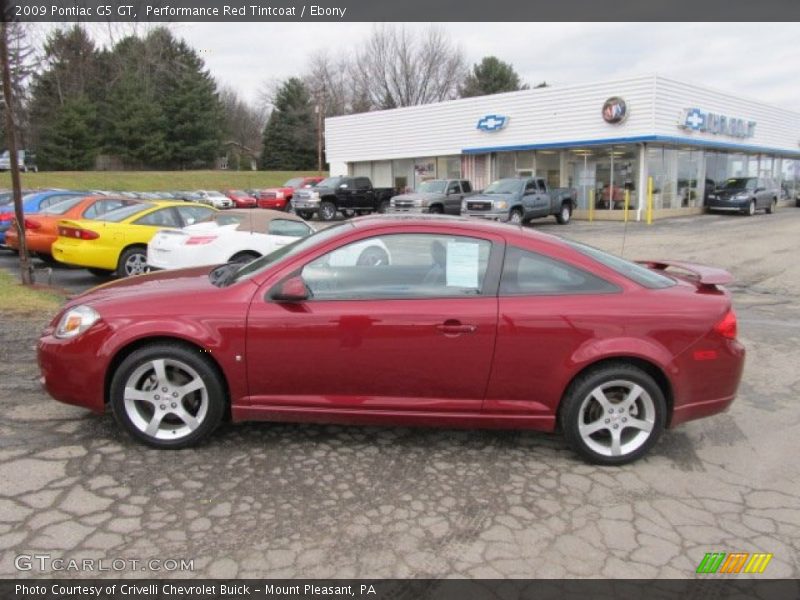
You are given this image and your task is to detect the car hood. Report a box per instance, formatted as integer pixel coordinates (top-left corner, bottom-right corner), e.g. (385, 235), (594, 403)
(715, 187), (747, 196)
(70, 266), (224, 309)
(393, 192), (447, 202)
(469, 192), (515, 202)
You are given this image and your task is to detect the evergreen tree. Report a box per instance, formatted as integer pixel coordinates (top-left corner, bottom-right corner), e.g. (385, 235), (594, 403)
(38, 96), (97, 170)
(261, 78), (315, 170)
(459, 56), (528, 98)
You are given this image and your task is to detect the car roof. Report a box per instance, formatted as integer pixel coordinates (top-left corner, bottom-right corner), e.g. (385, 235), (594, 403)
(216, 209), (305, 231)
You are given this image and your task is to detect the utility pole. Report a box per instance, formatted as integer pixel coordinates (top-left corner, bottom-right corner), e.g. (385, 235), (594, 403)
(316, 103), (323, 176)
(0, 20), (33, 285)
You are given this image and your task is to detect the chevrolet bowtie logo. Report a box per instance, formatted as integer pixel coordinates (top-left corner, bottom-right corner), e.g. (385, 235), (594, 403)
(477, 115), (508, 132)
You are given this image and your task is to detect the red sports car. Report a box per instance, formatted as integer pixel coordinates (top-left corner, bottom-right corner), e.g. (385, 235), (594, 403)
(254, 176), (324, 210)
(38, 216), (744, 464)
(223, 190), (257, 209)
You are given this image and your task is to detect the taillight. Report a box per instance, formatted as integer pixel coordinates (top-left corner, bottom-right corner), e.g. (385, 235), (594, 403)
(24, 218), (41, 230)
(58, 226), (99, 240)
(0, 211), (13, 222)
(185, 235), (217, 245)
(713, 309), (737, 340)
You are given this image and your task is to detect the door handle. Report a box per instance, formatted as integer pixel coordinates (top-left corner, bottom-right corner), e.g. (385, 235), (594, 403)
(436, 320), (477, 335)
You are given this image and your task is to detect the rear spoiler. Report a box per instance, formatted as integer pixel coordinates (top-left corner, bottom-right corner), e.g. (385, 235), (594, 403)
(636, 260), (734, 287)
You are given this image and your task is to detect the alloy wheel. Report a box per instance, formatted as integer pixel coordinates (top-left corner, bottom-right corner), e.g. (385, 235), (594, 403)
(124, 252), (148, 276)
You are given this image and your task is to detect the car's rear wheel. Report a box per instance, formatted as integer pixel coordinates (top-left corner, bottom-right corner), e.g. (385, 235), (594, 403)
(377, 200), (390, 214)
(556, 202), (572, 225)
(509, 208), (523, 225)
(318, 201), (337, 221)
(746, 200), (756, 216)
(766, 199), (776, 214)
(110, 343), (226, 449)
(561, 363), (666, 465)
(429, 205), (444, 214)
(356, 246), (389, 266)
(117, 246), (148, 277)
(229, 251), (260, 264)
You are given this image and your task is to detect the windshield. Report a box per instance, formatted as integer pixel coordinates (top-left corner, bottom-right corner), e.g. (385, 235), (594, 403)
(284, 178), (304, 188)
(564, 239), (676, 289)
(417, 180), (447, 194)
(316, 177), (344, 188)
(721, 178), (754, 190)
(228, 190), (248, 197)
(224, 222), (354, 286)
(96, 203), (154, 222)
(40, 196), (86, 215)
(484, 179), (523, 194)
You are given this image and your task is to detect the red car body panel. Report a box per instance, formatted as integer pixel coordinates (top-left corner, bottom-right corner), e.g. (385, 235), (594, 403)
(223, 190), (257, 209)
(255, 177), (324, 209)
(38, 217), (744, 435)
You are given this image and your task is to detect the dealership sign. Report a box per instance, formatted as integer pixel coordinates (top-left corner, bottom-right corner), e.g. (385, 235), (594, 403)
(679, 108), (756, 138)
(477, 115), (508, 132)
(602, 97), (628, 124)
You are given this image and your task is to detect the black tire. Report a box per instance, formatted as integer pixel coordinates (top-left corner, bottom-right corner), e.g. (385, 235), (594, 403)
(428, 205), (444, 214)
(109, 343), (226, 449)
(36, 253), (58, 265)
(88, 267), (113, 278)
(766, 199), (776, 214)
(116, 246), (148, 278)
(745, 200), (756, 216)
(284, 200), (293, 213)
(356, 246), (390, 266)
(297, 211), (314, 220)
(508, 208), (523, 225)
(561, 362), (666, 466)
(229, 251), (260, 264)
(377, 200), (390, 214)
(318, 201), (337, 221)
(556, 202), (572, 225)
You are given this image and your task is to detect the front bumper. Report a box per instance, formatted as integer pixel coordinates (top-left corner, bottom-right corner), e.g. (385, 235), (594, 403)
(259, 198), (289, 210)
(293, 200), (320, 212)
(389, 206), (430, 214)
(38, 323), (112, 413)
(707, 198), (749, 211)
(464, 211), (509, 221)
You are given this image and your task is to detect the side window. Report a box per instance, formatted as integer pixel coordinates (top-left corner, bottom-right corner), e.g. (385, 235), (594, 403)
(39, 194), (81, 210)
(268, 219), (312, 237)
(176, 205), (214, 226)
(461, 181), (472, 193)
(524, 180), (537, 193)
(355, 177), (370, 190)
(537, 179), (547, 192)
(301, 234), (492, 300)
(134, 208), (180, 227)
(500, 246), (619, 296)
(447, 181), (460, 194)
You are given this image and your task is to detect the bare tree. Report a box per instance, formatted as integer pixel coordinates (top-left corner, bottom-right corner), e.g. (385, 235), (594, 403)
(352, 25), (465, 110)
(218, 85), (266, 154)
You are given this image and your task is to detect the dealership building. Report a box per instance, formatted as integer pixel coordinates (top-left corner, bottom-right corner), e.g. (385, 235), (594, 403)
(325, 75), (800, 221)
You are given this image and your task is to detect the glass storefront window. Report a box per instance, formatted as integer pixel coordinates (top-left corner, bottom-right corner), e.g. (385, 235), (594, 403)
(414, 158), (436, 188)
(497, 152), (516, 179)
(392, 159), (414, 193)
(516, 151), (535, 173)
(677, 149), (704, 208)
(647, 147), (678, 209)
(536, 151), (561, 188)
(436, 156), (461, 180)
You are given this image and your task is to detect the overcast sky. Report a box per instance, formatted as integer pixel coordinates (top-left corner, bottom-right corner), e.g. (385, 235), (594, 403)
(36, 22), (800, 110)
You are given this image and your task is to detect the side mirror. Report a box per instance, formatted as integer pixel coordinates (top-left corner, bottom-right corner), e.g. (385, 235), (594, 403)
(271, 276), (310, 303)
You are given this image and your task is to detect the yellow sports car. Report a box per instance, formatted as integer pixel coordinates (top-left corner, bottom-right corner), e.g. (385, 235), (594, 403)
(52, 201), (216, 277)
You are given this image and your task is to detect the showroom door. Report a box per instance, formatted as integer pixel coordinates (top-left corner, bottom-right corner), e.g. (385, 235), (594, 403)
(245, 232), (502, 412)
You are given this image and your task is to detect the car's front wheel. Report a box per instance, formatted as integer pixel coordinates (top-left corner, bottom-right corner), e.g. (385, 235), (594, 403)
(318, 201), (337, 221)
(117, 246), (148, 277)
(561, 362), (666, 465)
(509, 208), (523, 225)
(746, 200), (756, 216)
(110, 343), (226, 449)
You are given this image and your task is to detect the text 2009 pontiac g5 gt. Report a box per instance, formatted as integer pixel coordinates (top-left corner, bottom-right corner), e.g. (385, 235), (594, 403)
(38, 215), (744, 465)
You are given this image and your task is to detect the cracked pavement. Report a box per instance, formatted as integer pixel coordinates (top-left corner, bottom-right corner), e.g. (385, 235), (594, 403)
(1, 209), (799, 579)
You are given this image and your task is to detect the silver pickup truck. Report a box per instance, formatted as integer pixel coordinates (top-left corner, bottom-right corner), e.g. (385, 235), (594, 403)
(463, 177), (577, 225)
(389, 179), (475, 215)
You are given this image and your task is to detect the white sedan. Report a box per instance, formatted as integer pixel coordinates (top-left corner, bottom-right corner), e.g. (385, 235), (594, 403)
(147, 210), (314, 270)
(196, 190), (234, 209)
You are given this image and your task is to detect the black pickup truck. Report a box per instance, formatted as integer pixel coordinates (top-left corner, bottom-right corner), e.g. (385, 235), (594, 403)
(293, 176), (395, 221)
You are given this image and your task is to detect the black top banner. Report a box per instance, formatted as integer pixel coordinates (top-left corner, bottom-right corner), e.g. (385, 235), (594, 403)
(2, 0), (800, 22)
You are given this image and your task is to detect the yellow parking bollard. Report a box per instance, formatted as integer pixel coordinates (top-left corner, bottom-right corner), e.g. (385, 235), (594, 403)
(589, 190), (594, 222)
(647, 177), (654, 225)
(624, 189), (630, 223)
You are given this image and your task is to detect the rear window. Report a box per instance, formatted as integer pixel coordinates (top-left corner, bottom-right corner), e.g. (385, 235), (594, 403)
(40, 196), (86, 215)
(96, 203), (154, 222)
(564, 239), (676, 289)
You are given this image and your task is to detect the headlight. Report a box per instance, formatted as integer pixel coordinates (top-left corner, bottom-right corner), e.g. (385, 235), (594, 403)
(55, 305), (100, 339)
(495, 200), (508, 210)
(734, 193), (749, 200)
(275, 191), (284, 199)
(414, 199), (426, 208)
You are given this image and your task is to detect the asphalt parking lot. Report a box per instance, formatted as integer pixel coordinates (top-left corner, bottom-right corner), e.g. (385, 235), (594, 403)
(1, 209), (799, 579)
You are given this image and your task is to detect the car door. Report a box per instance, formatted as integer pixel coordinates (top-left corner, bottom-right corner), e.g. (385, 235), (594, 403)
(245, 231), (503, 412)
(444, 181), (462, 214)
(521, 178), (540, 216)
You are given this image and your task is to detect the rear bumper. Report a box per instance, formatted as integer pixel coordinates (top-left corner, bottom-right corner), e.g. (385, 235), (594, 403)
(52, 241), (116, 270)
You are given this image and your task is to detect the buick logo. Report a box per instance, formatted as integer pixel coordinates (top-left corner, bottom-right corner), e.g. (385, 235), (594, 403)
(477, 114), (508, 132)
(602, 97), (628, 124)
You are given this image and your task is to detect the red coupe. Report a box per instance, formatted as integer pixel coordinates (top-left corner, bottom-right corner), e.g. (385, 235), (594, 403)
(254, 176), (324, 210)
(38, 216), (744, 464)
(223, 190), (258, 209)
